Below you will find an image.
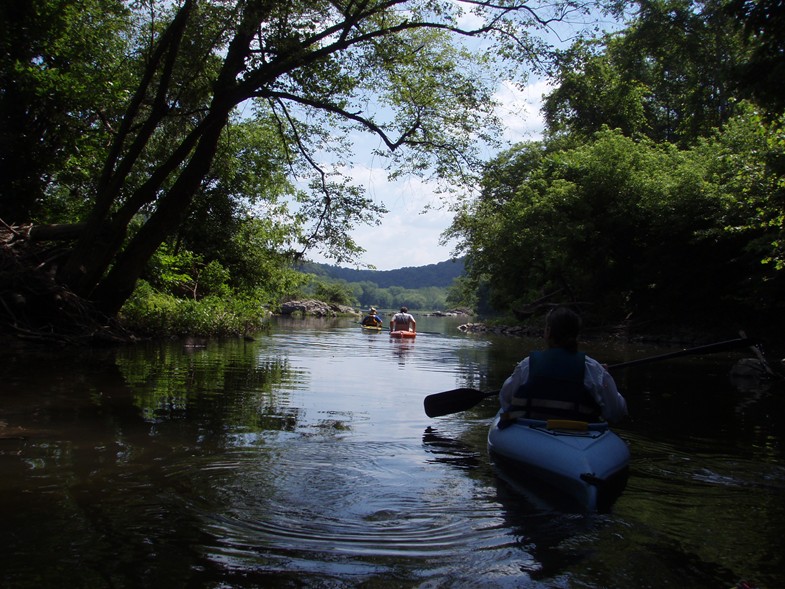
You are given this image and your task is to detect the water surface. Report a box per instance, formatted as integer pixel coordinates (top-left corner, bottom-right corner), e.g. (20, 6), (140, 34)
(1, 316), (782, 588)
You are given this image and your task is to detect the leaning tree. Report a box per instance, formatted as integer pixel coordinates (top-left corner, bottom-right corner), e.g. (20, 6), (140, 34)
(1, 0), (598, 336)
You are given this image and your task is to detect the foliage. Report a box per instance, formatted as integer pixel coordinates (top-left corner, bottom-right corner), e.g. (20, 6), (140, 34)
(119, 281), (270, 338)
(701, 108), (785, 273)
(309, 279), (358, 307)
(445, 276), (478, 310)
(448, 122), (785, 327)
(0, 0), (132, 223)
(544, 0), (744, 146)
(144, 243), (229, 300)
(726, 0), (785, 117)
(294, 275), (450, 311)
(2, 0), (595, 329)
(301, 258), (465, 289)
(445, 0), (785, 332)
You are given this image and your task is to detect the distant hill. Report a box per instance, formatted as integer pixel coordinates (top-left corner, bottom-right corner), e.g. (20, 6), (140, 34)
(301, 258), (465, 289)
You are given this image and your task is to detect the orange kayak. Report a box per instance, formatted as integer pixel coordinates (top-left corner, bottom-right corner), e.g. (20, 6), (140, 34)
(390, 330), (416, 339)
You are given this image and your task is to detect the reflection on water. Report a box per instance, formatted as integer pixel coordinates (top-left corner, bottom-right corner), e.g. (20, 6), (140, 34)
(1, 316), (784, 588)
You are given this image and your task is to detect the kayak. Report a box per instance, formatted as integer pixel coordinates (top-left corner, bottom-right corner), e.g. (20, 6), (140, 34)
(487, 412), (629, 511)
(390, 330), (416, 339)
(361, 324), (383, 332)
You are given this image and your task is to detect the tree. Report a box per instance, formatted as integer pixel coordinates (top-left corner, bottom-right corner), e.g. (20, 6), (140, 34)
(2, 0), (601, 336)
(448, 123), (785, 327)
(542, 38), (649, 139)
(727, 0), (785, 116)
(312, 279), (357, 307)
(544, 0), (745, 145)
(446, 0), (785, 331)
(0, 0), (131, 222)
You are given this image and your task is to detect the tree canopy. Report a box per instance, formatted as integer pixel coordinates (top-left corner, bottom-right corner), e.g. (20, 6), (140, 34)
(1, 0), (601, 338)
(446, 0), (785, 333)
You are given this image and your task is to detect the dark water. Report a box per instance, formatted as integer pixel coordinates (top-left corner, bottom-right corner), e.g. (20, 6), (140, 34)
(1, 316), (783, 588)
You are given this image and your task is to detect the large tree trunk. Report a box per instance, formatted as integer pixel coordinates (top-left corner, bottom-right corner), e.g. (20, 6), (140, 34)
(56, 1), (196, 300)
(53, 0), (254, 315)
(85, 14), (257, 316)
(91, 110), (231, 315)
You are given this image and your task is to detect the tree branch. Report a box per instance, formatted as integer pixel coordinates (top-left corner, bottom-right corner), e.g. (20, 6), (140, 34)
(260, 90), (419, 151)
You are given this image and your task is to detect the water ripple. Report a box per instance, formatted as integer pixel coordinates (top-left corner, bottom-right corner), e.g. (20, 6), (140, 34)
(160, 437), (512, 566)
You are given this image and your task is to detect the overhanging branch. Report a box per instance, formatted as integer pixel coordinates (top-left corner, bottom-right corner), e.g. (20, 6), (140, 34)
(259, 90), (420, 151)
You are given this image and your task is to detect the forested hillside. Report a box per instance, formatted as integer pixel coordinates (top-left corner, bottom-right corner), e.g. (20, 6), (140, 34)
(301, 259), (465, 289)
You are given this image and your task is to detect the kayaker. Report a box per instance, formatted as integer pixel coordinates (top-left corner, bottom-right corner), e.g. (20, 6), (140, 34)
(498, 306), (627, 424)
(361, 307), (383, 327)
(390, 306), (416, 332)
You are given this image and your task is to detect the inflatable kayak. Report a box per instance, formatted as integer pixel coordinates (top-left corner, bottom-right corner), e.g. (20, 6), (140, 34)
(390, 330), (416, 339)
(487, 412), (629, 511)
(361, 324), (383, 332)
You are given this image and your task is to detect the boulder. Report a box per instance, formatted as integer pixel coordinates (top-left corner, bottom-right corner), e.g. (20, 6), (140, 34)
(279, 299), (358, 317)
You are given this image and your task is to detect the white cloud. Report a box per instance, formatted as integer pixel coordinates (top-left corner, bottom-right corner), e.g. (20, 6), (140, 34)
(308, 163), (457, 271)
(493, 78), (553, 143)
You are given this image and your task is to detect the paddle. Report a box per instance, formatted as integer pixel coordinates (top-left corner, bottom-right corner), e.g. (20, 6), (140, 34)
(424, 388), (500, 418)
(423, 337), (755, 418)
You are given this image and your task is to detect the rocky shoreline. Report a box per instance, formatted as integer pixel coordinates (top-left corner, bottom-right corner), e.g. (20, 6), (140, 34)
(278, 299), (359, 317)
(274, 301), (780, 360)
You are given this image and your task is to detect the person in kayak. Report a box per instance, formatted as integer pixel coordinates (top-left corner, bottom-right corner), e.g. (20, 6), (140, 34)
(361, 307), (383, 327)
(390, 306), (416, 332)
(498, 306), (627, 424)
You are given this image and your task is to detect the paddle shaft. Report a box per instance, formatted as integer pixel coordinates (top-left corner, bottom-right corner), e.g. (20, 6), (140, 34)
(607, 337), (753, 370)
(424, 336), (755, 418)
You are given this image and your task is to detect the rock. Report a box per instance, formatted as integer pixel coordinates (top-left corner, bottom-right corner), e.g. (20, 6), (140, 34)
(279, 299), (358, 317)
(457, 322), (540, 337)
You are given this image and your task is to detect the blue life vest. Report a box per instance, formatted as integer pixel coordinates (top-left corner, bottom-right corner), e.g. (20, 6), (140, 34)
(511, 349), (601, 421)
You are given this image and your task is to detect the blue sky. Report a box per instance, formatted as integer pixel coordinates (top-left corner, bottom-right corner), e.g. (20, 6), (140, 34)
(301, 3), (625, 271)
(307, 78), (553, 271)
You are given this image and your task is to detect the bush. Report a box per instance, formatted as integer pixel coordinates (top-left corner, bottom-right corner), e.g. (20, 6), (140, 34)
(119, 281), (270, 337)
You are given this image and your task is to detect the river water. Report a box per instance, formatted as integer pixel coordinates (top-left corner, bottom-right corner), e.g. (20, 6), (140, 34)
(1, 315), (783, 588)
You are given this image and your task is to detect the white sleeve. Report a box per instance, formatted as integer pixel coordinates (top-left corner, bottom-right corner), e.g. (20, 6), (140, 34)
(499, 358), (529, 411)
(584, 357), (628, 423)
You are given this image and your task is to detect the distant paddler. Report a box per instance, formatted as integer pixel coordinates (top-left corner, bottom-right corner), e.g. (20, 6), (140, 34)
(390, 306), (416, 333)
(361, 307), (383, 328)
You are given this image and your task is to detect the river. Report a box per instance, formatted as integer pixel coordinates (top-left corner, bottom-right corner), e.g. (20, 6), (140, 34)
(1, 315), (783, 588)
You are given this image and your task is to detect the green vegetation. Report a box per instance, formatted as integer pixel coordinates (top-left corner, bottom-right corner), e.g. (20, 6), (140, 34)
(303, 259), (465, 289)
(446, 0), (785, 333)
(296, 259), (467, 311)
(0, 0), (583, 341)
(2, 0), (782, 340)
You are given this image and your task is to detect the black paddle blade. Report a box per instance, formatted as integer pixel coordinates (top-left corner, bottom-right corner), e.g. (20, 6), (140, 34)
(423, 388), (498, 418)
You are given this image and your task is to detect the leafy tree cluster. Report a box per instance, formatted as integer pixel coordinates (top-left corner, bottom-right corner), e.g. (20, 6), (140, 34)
(1, 0), (597, 341)
(447, 0), (785, 332)
(294, 259), (467, 313)
(298, 275), (450, 311)
(351, 282), (449, 311)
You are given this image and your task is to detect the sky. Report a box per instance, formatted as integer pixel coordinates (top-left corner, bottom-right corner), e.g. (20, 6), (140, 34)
(307, 78), (553, 271)
(303, 2), (624, 272)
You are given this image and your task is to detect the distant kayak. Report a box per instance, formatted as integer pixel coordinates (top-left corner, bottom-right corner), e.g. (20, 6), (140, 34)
(390, 330), (416, 339)
(361, 324), (383, 332)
